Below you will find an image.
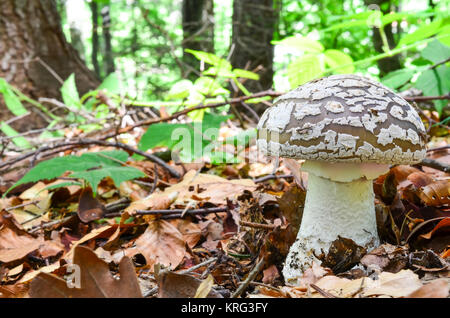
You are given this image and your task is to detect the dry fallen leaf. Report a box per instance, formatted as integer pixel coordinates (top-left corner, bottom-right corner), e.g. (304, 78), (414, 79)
(77, 187), (107, 222)
(406, 279), (449, 298)
(164, 170), (257, 206)
(194, 274), (215, 298)
(30, 246), (142, 298)
(125, 219), (186, 270)
(157, 270), (222, 298)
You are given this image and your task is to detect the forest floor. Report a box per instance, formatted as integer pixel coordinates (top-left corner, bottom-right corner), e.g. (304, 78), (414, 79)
(0, 112), (449, 299)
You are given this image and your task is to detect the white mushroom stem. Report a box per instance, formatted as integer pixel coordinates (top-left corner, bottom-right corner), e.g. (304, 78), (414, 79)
(283, 164), (382, 284)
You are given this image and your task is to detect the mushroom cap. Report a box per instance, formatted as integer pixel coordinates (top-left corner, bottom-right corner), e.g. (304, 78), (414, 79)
(257, 74), (427, 164)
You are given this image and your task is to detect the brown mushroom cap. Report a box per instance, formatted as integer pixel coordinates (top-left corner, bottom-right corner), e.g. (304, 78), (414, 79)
(257, 74), (427, 164)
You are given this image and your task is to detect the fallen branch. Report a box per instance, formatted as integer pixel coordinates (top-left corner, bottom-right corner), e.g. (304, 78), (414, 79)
(105, 207), (228, 218)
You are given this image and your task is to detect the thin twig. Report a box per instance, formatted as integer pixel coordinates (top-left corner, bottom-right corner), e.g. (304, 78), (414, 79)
(178, 257), (218, 275)
(231, 258), (265, 298)
(239, 220), (277, 230)
(418, 158), (450, 173)
(310, 283), (339, 298)
(105, 207), (228, 218)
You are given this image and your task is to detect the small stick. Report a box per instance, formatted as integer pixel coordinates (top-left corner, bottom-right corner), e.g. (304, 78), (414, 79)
(310, 283), (339, 298)
(240, 220), (277, 230)
(231, 258), (265, 298)
(419, 158), (450, 173)
(178, 257), (218, 275)
(105, 207), (228, 218)
(253, 174), (293, 183)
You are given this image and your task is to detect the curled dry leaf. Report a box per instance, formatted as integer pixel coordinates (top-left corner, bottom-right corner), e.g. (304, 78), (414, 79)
(30, 246), (142, 298)
(418, 180), (450, 207)
(125, 219), (186, 270)
(318, 236), (366, 274)
(77, 187), (107, 223)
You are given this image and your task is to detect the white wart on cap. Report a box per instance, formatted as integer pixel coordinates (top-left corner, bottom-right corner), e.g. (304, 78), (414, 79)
(257, 74), (427, 165)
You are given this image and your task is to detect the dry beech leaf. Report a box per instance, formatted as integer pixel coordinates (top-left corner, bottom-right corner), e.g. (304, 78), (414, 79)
(77, 187), (107, 223)
(19, 262), (61, 283)
(362, 270), (422, 297)
(297, 261), (332, 287)
(194, 274), (215, 298)
(30, 246), (142, 298)
(406, 279), (449, 298)
(418, 180), (450, 207)
(125, 219), (186, 270)
(262, 264), (280, 285)
(157, 271), (222, 298)
(0, 227), (42, 263)
(125, 191), (178, 215)
(163, 170), (257, 206)
(170, 219), (202, 249)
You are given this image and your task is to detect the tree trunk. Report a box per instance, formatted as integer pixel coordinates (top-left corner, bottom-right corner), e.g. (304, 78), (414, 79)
(101, 3), (115, 76)
(182, 0), (215, 79)
(0, 0), (100, 130)
(365, 0), (402, 76)
(230, 0), (279, 114)
(90, 0), (101, 78)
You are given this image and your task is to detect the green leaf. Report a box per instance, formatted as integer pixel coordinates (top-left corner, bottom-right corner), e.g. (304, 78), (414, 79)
(0, 122), (31, 149)
(287, 54), (324, 88)
(185, 49), (232, 69)
(5, 150), (144, 196)
(437, 24), (450, 46)
(202, 66), (235, 78)
(194, 77), (229, 96)
(223, 128), (256, 148)
(61, 73), (82, 109)
(232, 69), (260, 80)
(323, 50), (355, 74)
(70, 166), (144, 193)
(209, 151), (240, 165)
(98, 73), (121, 94)
(0, 78), (28, 116)
(273, 35), (324, 53)
(138, 113), (229, 163)
(421, 40), (450, 64)
(398, 19), (442, 47)
(382, 69), (416, 89)
(415, 66), (450, 114)
(166, 80), (193, 100)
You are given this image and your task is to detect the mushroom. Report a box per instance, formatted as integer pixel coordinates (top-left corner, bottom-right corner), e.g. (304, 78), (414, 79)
(257, 74), (427, 283)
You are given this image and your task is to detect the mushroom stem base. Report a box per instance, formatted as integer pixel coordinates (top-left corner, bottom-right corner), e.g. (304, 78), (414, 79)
(283, 172), (380, 284)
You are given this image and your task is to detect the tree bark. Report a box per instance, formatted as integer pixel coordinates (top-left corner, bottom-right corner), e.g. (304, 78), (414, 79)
(230, 0), (279, 114)
(90, 0), (101, 78)
(182, 0), (215, 79)
(101, 3), (115, 76)
(365, 0), (402, 76)
(0, 0), (100, 130)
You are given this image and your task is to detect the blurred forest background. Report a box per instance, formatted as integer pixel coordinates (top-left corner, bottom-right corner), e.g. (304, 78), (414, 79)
(0, 0), (449, 156)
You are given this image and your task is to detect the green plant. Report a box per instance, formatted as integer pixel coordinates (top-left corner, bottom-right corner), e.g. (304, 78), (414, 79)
(5, 150), (145, 196)
(382, 39), (450, 114)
